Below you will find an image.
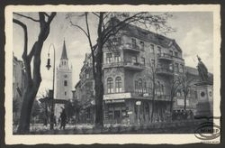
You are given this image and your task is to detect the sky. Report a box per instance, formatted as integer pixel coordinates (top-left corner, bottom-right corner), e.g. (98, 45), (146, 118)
(13, 12), (213, 98)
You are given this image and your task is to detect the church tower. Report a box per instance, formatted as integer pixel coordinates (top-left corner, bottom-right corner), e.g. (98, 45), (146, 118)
(55, 39), (72, 118)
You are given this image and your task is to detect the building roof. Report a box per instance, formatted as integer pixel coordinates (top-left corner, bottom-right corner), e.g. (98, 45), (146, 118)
(110, 17), (182, 52)
(75, 80), (81, 89)
(61, 39), (68, 60)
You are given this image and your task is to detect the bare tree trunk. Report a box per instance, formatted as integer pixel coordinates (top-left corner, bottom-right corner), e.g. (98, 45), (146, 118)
(150, 82), (155, 123)
(170, 93), (174, 113)
(94, 13), (104, 128)
(184, 94), (187, 111)
(17, 90), (35, 133)
(94, 46), (104, 128)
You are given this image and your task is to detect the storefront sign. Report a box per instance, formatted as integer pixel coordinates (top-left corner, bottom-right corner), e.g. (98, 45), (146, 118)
(105, 99), (125, 103)
(103, 93), (131, 100)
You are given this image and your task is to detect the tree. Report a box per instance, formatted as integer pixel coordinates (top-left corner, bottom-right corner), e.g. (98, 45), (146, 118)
(169, 75), (182, 113)
(179, 72), (196, 110)
(13, 12), (56, 133)
(65, 100), (75, 120)
(67, 12), (174, 127)
(145, 55), (157, 122)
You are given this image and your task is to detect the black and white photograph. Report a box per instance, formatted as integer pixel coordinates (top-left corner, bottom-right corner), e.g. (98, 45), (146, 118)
(5, 5), (221, 144)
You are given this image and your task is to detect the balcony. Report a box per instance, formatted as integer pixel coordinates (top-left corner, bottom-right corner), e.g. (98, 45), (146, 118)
(156, 67), (174, 76)
(123, 62), (144, 71)
(155, 94), (171, 101)
(122, 43), (140, 53)
(158, 53), (173, 61)
(103, 62), (144, 71)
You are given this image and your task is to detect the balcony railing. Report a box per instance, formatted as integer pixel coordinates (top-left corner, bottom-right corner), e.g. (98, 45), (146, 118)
(155, 94), (171, 101)
(156, 67), (174, 76)
(103, 62), (144, 71)
(124, 62), (144, 71)
(122, 43), (140, 53)
(158, 53), (173, 61)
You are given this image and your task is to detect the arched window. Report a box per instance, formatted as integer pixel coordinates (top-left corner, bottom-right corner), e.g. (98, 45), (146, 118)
(107, 77), (113, 93)
(143, 82), (147, 93)
(135, 80), (138, 93)
(138, 79), (142, 93)
(115, 77), (122, 93)
(161, 84), (164, 95)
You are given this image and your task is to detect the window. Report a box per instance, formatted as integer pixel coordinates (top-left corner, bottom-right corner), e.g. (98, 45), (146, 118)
(157, 81), (160, 95)
(143, 82), (147, 93)
(161, 84), (164, 95)
(64, 74), (67, 78)
(157, 46), (161, 54)
(132, 38), (136, 48)
(170, 50), (173, 56)
(180, 64), (184, 73)
(141, 57), (145, 65)
(115, 77), (122, 93)
(140, 41), (144, 50)
(86, 73), (89, 79)
(151, 59), (155, 67)
(174, 63), (179, 72)
(150, 44), (154, 53)
(114, 52), (121, 63)
(132, 56), (137, 64)
(106, 53), (113, 63)
(169, 64), (173, 71)
(138, 79), (143, 93)
(135, 80), (139, 93)
(65, 91), (67, 96)
(64, 80), (67, 86)
(175, 52), (178, 57)
(107, 77), (113, 93)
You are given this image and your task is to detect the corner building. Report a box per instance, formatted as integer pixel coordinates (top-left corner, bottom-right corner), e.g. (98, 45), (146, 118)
(102, 22), (185, 125)
(75, 20), (199, 125)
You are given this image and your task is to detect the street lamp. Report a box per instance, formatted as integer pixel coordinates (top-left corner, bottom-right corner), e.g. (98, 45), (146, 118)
(46, 44), (56, 130)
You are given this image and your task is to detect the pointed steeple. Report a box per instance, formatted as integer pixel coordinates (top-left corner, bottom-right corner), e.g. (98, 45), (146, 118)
(61, 39), (68, 60)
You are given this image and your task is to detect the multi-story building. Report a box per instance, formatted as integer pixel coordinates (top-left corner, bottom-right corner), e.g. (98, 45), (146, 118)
(102, 21), (185, 125)
(74, 54), (95, 123)
(13, 55), (25, 124)
(74, 19), (210, 125)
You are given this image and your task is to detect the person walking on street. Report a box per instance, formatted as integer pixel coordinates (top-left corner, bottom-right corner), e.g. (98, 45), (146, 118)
(60, 108), (67, 130)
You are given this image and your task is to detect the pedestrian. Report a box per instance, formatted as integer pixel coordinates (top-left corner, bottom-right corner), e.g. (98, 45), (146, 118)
(60, 108), (67, 130)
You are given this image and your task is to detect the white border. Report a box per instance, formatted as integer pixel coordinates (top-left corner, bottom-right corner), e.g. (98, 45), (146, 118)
(5, 5), (221, 145)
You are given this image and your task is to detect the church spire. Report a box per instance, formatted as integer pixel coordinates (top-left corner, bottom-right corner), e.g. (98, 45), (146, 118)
(61, 39), (68, 60)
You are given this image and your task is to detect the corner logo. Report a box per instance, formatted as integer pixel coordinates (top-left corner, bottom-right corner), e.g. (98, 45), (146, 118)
(194, 117), (220, 141)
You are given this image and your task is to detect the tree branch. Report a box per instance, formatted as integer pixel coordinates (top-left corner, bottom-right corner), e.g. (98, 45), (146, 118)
(69, 17), (89, 37)
(92, 12), (100, 18)
(13, 18), (32, 82)
(14, 13), (40, 22)
(43, 12), (50, 18)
